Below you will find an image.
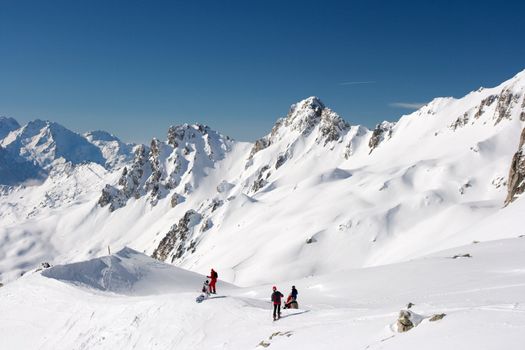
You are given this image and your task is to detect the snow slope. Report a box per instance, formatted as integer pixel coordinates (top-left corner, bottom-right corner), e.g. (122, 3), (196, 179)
(0, 70), (525, 286)
(1, 237), (524, 349)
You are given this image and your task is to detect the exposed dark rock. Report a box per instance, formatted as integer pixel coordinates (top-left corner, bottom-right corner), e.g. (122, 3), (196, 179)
(450, 112), (470, 130)
(170, 193), (184, 208)
(252, 165), (270, 192)
(306, 237), (317, 244)
(397, 310), (415, 332)
(98, 145), (147, 211)
(275, 153), (288, 169)
(429, 313), (446, 322)
(369, 122), (394, 153)
(145, 138), (164, 204)
(210, 198), (223, 212)
(451, 253), (472, 259)
(152, 210), (202, 262)
(494, 89), (519, 124)
(201, 218), (213, 232)
(505, 128), (525, 205)
(249, 138), (271, 159)
(474, 94), (497, 119)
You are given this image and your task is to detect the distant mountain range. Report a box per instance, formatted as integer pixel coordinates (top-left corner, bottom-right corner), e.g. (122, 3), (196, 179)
(1, 69), (524, 286)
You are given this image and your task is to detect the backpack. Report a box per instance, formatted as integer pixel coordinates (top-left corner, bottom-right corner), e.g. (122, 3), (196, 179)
(212, 271), (218, 279)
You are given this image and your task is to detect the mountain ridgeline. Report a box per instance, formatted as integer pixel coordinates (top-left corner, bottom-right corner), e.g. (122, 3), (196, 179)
(1, 70), (525, 285)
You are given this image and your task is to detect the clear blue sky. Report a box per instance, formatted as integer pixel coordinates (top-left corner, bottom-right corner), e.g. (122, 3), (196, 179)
(1, 0), (524, 143)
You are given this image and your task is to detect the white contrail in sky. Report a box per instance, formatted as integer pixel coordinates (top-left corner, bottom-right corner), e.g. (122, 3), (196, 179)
(339, 81), (376, 86)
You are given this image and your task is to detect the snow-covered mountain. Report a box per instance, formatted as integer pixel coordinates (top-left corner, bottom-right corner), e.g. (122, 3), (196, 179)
(1, 69), (525, 349)
(1, 70), (525, 285)
(0, 119), (135, 186)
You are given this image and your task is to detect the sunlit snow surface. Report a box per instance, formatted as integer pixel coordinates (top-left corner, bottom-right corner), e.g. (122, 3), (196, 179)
(0, 71), (525, 348)
(1, 239), (525, 349)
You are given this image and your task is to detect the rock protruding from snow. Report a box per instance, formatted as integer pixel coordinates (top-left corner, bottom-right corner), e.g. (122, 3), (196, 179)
(98, 145), (148, 211)
(396, 310), (423, 332)
(152, 210), (202, 262)
(98, 123), (233, 211)
(505, 127), (525, 205)
(249, 97), (350, 159)
(368, 121), (394, 153)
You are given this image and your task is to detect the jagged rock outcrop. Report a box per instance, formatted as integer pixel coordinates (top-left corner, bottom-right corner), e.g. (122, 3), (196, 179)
(145, 138), (164, 204)
(494, 88), (521, 124)
(249, 97), (350, 160)
(450, 112), (470, 130)
(474, 94), (497, 119)
(98, 124), (232, 211)
(252, 165), (270, 192)
(152, 210), (202, 262)
(368, 121), (394, 153)
(505, 127), (525, 205)
(98, 145), (147, 211)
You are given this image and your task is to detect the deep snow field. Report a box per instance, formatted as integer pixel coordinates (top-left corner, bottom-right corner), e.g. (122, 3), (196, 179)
(1, 70), (525, 349)
(1, 236), (525, 349)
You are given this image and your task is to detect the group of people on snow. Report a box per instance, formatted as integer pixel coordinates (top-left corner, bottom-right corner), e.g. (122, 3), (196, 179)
(271, 285), (298, 320)
(200, 268), (299, 320)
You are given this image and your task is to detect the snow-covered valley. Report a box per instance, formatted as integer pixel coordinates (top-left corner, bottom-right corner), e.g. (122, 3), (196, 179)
(1, 69), (525, 349)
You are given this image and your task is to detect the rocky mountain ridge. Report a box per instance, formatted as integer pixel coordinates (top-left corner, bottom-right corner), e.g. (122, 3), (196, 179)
(1, 69), (525, 285)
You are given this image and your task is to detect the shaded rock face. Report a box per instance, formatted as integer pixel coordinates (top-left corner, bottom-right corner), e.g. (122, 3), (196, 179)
(98, 145), (147, 211)
(0, 116), (20, 140)
(145, 138), (164, 204)
(252, 165), (270, 193)
(369, 121), (394, 153)
(505, 127), (525, 205)
(0, 145), (45, 186)
(152, 210), (202, 262)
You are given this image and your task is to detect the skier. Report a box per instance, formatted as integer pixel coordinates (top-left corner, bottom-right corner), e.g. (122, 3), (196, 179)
(271, 286), (284, 320)
(284, 285), (298, 309)
(207, 268), (218, 294)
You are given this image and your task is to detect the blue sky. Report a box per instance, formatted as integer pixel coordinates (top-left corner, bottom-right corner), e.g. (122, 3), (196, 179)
(1, 0), (524, 143)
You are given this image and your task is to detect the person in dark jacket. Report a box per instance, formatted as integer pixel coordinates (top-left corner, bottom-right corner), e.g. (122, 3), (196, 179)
(207, 268), (218, 294)
(290, 286), (298, 301)
(284, 285), (299, 309)
(271, 286), (284, 320)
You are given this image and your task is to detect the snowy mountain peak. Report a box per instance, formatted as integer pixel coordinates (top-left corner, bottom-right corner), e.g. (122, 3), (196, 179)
(249, 97), (351, 159)
(0, 116), (20, 140)
(1, 119), (106, 169)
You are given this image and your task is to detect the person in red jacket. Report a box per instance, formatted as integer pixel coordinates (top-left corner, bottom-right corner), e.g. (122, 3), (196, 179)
(207, 268), (218, 294)
(271, 286), (284, 320)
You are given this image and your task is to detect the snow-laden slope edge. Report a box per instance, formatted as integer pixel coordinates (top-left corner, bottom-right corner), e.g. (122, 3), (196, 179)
(1, 237), (524, 349)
